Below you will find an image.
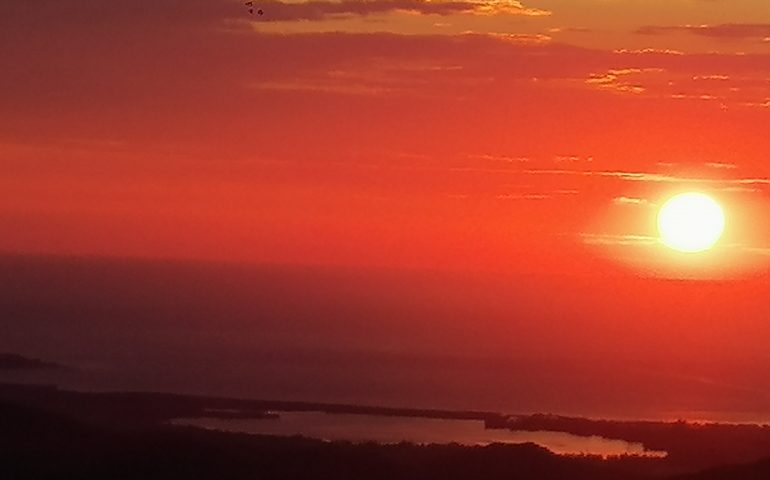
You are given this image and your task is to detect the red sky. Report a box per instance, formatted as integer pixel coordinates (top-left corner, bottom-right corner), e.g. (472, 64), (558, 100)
(3, 0), (770, 277)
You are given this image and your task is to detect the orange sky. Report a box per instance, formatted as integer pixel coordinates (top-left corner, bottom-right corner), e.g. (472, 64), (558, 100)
(3, 0), (770, 277)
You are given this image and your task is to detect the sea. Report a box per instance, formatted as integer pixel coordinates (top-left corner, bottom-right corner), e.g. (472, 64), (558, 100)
(2, 254), (770, 426)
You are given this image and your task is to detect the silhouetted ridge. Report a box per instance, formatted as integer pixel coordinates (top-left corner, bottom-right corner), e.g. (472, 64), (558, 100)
(0, 353), (63, 370)
(672, 457), (770, 480)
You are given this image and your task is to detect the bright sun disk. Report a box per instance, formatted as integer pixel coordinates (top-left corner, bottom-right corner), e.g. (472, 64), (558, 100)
(657, 192), (725, 253)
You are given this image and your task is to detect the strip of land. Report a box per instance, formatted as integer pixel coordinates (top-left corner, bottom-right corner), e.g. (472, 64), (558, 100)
(3, 382), (770, 477)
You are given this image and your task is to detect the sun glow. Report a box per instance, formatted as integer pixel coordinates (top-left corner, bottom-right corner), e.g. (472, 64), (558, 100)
(657, 192), (725, 253)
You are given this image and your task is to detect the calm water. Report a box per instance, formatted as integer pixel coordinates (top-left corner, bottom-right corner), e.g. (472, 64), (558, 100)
(4, 257), (770, 423)
(173, 411), (667, 458)
(4, 355), (770, 425)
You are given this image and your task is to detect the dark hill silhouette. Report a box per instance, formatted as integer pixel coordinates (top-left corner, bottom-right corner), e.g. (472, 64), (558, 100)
(4, 383), (770, 475)
(672, 457), (770, 480)
(0, 401), (655, 480)
(5, 383), (770, 479)
(507, 414), (770, 473)
(0, 353), (63, 370)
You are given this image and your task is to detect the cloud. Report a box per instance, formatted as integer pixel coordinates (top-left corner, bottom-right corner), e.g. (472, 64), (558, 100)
(470, 0), (550, 16)
(469, 154), (531, 163)
(739, 246), (770, 256)
(692, 75), (730, 81)
(248, 0), (550, 22)
(495, 193), (552, 200)
(249, 78), (393, 95)
(524, 169), (770, 187)
(705, 162), (738, 170)
(495, 189), (579, 200)
(613, 196), (648, 205)
(548, 26), (593, 34)
(554, 155), (593, 163)
(249, 56), (477, 96)
(576, 59), (770, 108)
(481, 32), (552, 43)
(636, 24), (770, 41)
(613, 48), (684, 56)
(579, 233), (657, 246)
(5, 0), (770, 169)
(584, 67), (664, 94)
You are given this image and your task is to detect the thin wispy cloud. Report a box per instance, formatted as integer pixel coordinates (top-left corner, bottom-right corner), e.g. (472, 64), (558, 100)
(613, 48), (685, 56)
(496, 193), (553, 200)
(248, 0), (550, 22)
(524, 169), (770, 187)
(705, 162), (738, 170)
(585, 67), (663, 95)
(637, 24), (770, 41)
(579, 233), (658, 246)
(469, 153), (532, 163)
(495, 189), (579, 200)
(613, 196), (649, 206)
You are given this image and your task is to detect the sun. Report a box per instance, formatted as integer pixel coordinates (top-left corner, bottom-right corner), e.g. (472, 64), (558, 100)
(657, 192), (725, 253)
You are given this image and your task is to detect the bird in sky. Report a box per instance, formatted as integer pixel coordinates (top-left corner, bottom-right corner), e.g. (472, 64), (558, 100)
(244, 1), (264, 16)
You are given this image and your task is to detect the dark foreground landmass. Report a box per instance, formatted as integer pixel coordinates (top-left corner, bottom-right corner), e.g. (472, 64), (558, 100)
(2, 383), (770, 479)
(507, 413), (770, 473)
(0, 395), (657, 480)
(0, 353), (63, 371)
(1, 406), (648, 480)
